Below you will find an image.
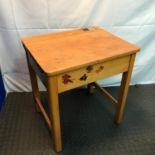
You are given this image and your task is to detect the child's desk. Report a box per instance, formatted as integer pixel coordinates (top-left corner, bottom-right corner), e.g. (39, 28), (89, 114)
(22, 27), (140, 152)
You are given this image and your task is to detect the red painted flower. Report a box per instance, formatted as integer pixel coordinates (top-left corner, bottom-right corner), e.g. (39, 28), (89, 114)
(62, 74), (74, 84)
(86, 65), (93, 73)
(96, 66), (104, 73)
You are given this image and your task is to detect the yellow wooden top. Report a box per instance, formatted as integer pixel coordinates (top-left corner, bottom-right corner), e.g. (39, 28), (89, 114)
(22, 27), (140, 76)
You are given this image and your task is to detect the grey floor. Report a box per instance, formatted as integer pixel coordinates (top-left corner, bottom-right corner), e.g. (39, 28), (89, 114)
(0, 85), (155, 155)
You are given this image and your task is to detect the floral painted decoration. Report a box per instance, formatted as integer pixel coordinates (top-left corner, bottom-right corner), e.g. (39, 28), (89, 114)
(96, 66), (104, 73)
(86, 65), (93, 73)
(80, 74), (88, 81)
(62, 74), (74, 84)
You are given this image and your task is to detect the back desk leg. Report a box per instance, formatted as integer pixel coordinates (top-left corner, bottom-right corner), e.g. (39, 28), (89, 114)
(27, 57), (41, 112)
(87, 83), (94, 94)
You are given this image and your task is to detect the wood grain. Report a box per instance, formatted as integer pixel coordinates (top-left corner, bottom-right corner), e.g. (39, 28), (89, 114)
(47, 76), (62, 152)
(23, 27), (140, 153)
(25, 48), (41, 112)
(58, 55), (130, 93)
(115, 54), (136, 124)
(22, 27), (140, 76)
(34, 97), (52, 129)
(92, 82), (118, 108)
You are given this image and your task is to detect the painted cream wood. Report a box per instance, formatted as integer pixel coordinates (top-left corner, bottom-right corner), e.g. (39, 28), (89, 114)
(58, 55), (130, 93)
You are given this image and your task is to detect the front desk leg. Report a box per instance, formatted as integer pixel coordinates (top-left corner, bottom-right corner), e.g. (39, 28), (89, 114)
(48, 76), (62, 152)
(115, 54), (136, 124)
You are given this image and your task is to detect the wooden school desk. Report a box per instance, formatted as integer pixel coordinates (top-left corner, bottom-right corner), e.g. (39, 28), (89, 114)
(22, 27), (140, 152)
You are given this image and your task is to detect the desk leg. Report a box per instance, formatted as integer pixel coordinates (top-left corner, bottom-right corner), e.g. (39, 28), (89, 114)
(87, 83), (94, 94)
(27, 59), (40, 112)
(48, 76), (62, 152)
(115, 54), (136, 124)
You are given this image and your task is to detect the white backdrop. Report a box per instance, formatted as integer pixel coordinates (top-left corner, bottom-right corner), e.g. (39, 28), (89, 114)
(0, 0), (155, 92)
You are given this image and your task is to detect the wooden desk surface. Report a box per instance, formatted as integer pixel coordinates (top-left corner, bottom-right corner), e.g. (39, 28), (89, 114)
(22, 27), (140, 75)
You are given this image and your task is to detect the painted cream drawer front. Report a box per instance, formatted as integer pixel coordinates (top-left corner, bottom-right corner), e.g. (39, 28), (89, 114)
(58, 56), (130, 93)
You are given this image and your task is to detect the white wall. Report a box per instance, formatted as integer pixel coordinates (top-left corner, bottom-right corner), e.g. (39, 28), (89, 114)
(0, 0), (155, 92)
